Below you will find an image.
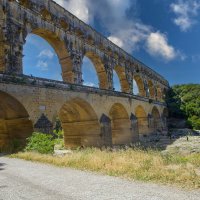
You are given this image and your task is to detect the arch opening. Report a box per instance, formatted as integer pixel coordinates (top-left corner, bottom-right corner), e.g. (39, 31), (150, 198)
(82, 52), (108, 89)
(0, 91), (33, 152)
(83, 52), (108, 89)
(59, 98), (101, 148)
(113, 70), (121, 92)
(109, 103), (131, 145)
(133, 79), (139, 95)
(114, 66), (130, 93)
(134, 75), (146, 97)
(23, 29), (73, 82)
(135, 105), (148, 136)
(151, 106), (161, 131)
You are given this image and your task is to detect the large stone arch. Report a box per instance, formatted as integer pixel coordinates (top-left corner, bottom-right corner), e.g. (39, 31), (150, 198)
(151, 106), (161, 131)
(114, 66), (130, 93)
(135, 105), (148, 135)
(109, 103), (131, 145)
(84, 51), (109, 89)
(25, 28), (73, 83)
(133, 75), (146, 97)
(0, 91), (33, 152)
(59, 98), (101, 148)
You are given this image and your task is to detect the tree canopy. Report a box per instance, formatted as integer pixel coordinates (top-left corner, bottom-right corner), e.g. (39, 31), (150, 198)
(166, 84), (200, 130)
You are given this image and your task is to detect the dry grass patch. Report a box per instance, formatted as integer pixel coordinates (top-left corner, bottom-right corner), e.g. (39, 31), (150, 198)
(10, 148), (200, 189)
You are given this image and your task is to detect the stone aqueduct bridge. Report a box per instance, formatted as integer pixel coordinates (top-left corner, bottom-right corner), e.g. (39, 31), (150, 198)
(0, 0), (169, 150)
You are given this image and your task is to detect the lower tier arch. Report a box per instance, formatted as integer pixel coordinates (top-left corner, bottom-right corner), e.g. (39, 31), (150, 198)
(59, 98), (102, 148)
(0, 91), (33, 152)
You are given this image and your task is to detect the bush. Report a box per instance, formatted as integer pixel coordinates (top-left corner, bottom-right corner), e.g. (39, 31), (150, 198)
(25, 132), (55, 154)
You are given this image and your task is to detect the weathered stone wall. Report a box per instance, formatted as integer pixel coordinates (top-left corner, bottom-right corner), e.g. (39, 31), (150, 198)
(0, 75), (168, 148)
(0, 0), (169, 100)
(0, 0), (170, 149)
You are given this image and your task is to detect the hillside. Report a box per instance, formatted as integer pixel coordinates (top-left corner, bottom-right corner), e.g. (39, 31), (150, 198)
(166, 84), (200, 130)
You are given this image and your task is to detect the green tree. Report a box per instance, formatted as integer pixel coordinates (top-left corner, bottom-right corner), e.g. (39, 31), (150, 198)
(166, 84), (200, 130)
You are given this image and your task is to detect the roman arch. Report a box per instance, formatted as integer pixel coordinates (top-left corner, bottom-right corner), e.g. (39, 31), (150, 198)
(0, 91), (33, 152)
(0, 0), (169, 151)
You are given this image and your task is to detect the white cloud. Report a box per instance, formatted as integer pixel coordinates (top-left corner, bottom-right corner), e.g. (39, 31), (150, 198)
(54, 0), (90, 23)
(38, 49), (54, 59)
(108, 36), (124, 48)
(171, 0), (200, 31)
(36, 60), (49, 71)
(133, 79), (139, 95)
(146, 32), (177, 61)
(83, 82), (97, 87)
(54, 0), (182, 61)
(108, 23), (152, 52)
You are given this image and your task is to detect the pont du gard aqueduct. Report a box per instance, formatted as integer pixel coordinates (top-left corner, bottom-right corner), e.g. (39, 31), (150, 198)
(0, 0), (169, 150)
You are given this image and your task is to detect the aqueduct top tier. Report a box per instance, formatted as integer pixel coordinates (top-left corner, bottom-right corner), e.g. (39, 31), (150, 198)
(0, 0), (169, 98)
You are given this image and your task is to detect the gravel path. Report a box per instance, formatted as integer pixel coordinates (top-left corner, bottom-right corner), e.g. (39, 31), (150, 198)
(0, 157), (199, 200)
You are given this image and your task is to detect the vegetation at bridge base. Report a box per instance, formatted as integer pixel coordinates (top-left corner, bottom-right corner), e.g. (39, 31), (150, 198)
(25, 132), (55, 154)
(24, 129), (64, 154)
(11, 148), (200, 189)
(166, 84), (200, 130)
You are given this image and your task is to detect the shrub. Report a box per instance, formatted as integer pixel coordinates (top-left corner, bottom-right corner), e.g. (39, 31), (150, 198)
(25, 132), (55, 154)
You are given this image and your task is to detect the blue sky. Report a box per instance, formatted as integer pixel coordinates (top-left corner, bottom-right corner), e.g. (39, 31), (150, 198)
(23, 0), (200, 89)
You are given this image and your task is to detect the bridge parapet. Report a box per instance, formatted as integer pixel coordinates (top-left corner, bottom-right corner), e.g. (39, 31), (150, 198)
(0, 73), (166, 106)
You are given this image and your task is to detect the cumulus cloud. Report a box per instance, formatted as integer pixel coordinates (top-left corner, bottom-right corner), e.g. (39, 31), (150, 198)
(38, 49), (54, 59)
(171, 0), (200, 31)
(133, 79), (139, 95)
(146, 32), (177, 61)
(54, 0), (90, 23)
(54, 0), (181, 61)
(108, 36), (124, 48)
(83, 82), (97, 87)
(36, 60), (49, 71)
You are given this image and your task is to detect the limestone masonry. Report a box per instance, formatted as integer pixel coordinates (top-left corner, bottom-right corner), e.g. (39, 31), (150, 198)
(0, 0), (169, 150)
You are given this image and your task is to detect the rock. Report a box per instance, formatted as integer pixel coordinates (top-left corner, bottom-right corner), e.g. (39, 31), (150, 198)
(162, 135), (200, 155)
(53, 149), (73, 157)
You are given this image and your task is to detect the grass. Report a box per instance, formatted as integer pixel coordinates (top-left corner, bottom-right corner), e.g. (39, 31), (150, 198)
(10, 148), (200, 189)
